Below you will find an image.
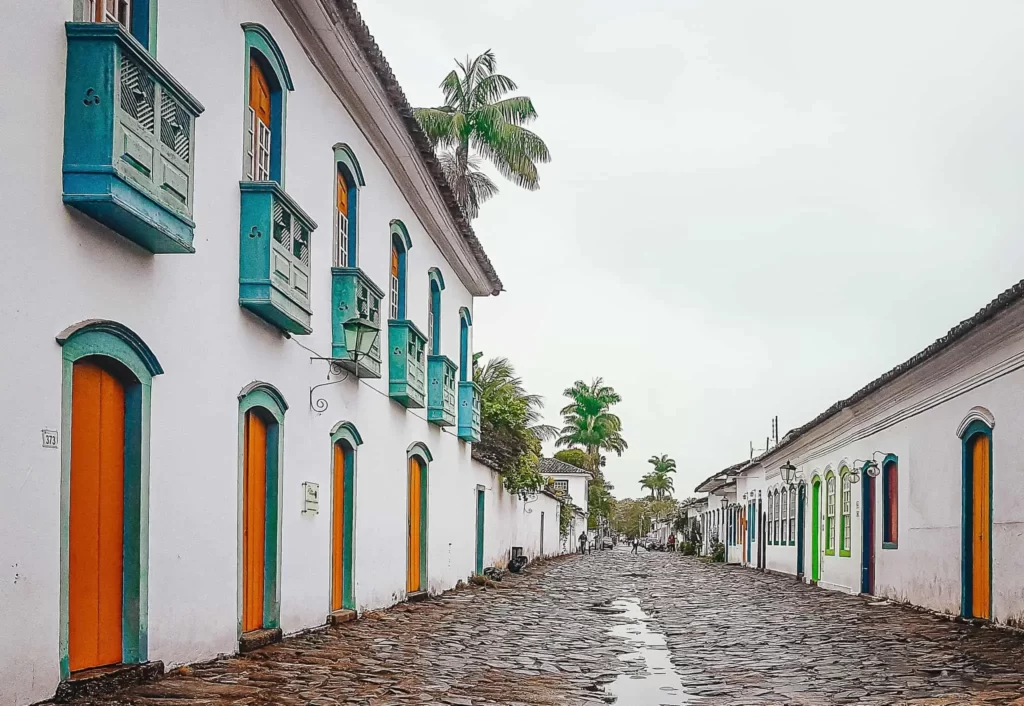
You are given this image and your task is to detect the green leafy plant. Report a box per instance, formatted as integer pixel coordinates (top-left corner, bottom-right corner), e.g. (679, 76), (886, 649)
(710, 540), (726, 563)
(472, 357), (556, 498)
(559, 502), (573, 539)
(414, 50), (550, 219)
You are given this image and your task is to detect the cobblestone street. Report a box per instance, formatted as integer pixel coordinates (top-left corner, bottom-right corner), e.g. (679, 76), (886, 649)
(69, 549), (1024, 705)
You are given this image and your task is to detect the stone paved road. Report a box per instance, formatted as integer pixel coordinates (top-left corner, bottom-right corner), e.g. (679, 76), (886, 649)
(65, 549), (1024, 705)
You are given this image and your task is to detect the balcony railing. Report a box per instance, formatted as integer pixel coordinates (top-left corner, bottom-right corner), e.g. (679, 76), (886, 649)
(426, 355), (457, 426)
(388, 320), (427, 408)
(331, 267), (384, 378)
(458, 381), (482, 443)
(239, 181), (317, 334)
(63, 23), (204, 253)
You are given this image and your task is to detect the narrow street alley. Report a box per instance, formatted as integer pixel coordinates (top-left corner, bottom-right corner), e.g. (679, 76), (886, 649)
(67, 549), (1024, 706)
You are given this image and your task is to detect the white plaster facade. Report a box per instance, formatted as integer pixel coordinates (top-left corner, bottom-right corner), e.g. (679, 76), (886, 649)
(696, 283), (1024, 629)
(0, 1), (569, 703)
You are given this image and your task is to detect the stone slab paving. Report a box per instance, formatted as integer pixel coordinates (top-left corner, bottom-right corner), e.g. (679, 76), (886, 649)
(59, 550), (1024, 705)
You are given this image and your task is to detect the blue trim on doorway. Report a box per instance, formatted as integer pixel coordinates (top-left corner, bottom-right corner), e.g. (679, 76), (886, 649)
(960, 420), (993, 619)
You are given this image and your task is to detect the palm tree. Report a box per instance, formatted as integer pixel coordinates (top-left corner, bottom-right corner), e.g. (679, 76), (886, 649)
(648, 454), (677, 477)
(474, 357), (557, 443)
(639, 469), (675, 500)
(555, 378), (627, 472)
(414, 50), (550, 219)
(640, 473), (657, 499)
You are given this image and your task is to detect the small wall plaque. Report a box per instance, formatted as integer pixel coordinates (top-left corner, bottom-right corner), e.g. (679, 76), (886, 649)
(42, 429), (59, 449)
(302, 482), (319, 515)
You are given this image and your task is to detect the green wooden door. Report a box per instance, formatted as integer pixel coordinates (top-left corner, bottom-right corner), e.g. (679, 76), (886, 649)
(811, 480), (821, 581)
(475, 490), (485, 575)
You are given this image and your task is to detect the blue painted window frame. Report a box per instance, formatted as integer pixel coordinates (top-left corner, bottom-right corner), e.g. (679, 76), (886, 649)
(428, 269), (445, 356)
(242, 24), (293, 186)
(333, 144), (365, 267)
(459, 307), (472, 382)
(882, 455), (899, 549)
(390, 221), (412, 320)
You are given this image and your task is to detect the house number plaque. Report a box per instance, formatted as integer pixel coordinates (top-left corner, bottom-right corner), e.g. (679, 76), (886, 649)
(302, 482), (319, 515)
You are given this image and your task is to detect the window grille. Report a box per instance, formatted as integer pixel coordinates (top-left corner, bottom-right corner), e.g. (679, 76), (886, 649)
(781, 489), (788, 545)
(389, 246), (400, 320)
(120, 55), (154, 132)
(336, 212), (349, 267)
(160, 94), (191, 163)
(554, 480), (569, 494)
(842, 474), (852, 552)
(427, 305), (435, 356)
(789, 487), (796, 544)
(826, 477), (836, 551)
(248, 109), (271, 181)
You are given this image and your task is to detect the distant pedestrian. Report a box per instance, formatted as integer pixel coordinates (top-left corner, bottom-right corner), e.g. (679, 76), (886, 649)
(630, 537), (639, 555)
(578, 531), (588, 555)
(667, 533), (676, 552)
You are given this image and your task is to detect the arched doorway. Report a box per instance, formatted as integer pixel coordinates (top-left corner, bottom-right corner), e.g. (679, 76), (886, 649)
(58, 320), (162, 678)
(406, 444), (431, 596)
(962, 421), (993, 619)
(811, 478), (822, 582)
(861, 473), (876, 595)
(330, 422), (361, 614)
(238, 383), (286, 638)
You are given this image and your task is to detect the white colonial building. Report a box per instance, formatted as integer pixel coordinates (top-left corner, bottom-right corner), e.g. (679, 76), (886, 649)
(538, 458), (591, 552)
(697, 280), (1024, 628)
(0, 1), (565, 702)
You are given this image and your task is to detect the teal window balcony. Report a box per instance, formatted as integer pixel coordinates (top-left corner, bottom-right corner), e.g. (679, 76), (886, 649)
(62, 23), (204, 254)
(238, 181), (317, 334)
(426, 356), (457, 426)
(331, 267), (384, 378)
(458, 381), (481, 443)
(388, 320), (427, 408)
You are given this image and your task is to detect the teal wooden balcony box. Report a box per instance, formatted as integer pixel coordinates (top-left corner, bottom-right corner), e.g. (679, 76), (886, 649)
(426, 355), (458, 426)
(331, 267), (384, 378)
(458, 381), (482, 443)
(62, 23), (205, 254)
(238, 181), (317, 334)
(388, 320), (427, 408)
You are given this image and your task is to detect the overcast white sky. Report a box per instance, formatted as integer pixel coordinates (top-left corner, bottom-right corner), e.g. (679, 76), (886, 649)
(358, 1), (1024, 499)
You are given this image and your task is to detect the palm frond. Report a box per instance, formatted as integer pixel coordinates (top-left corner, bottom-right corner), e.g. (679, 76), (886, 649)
(473, 74), (519, 107)
(488, 96), (538, 125)
(413, 107), (458, 149)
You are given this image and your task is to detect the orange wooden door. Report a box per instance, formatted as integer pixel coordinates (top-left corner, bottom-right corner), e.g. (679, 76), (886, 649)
(249, 59), (271, 127)
(407, 458), (421, 593)
(69, 360), (125, 671)
(243, 411), (267, 632)
(972, 434), (991, 619)
(331, 443), (345, 612)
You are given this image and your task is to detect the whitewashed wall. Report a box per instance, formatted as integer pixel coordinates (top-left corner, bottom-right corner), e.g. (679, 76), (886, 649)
(0, 1), (556, 703)
(704, 303), (1024, 626)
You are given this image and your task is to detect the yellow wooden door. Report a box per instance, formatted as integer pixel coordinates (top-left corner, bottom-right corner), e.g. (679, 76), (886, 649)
(407, 458), (421, 593)
(69, 360), (125, 671)
(243, 411), (267, 632)
(972, 434), (991, 619)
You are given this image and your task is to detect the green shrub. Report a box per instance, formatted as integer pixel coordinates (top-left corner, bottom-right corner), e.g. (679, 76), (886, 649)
(710, 540), (726, 563)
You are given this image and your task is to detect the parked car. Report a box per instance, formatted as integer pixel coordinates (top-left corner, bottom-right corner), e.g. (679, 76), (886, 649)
(601, 536), (614, 549)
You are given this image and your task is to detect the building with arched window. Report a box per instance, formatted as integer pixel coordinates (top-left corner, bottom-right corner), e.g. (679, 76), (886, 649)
(694, 280), (1024, 630)
(1, 1), (569, 701)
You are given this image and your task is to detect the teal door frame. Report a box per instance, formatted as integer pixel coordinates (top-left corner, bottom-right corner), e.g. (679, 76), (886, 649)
(475, 488), (485, 574)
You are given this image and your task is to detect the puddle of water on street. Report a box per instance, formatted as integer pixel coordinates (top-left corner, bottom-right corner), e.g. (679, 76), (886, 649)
(603, 598), (701, 704)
